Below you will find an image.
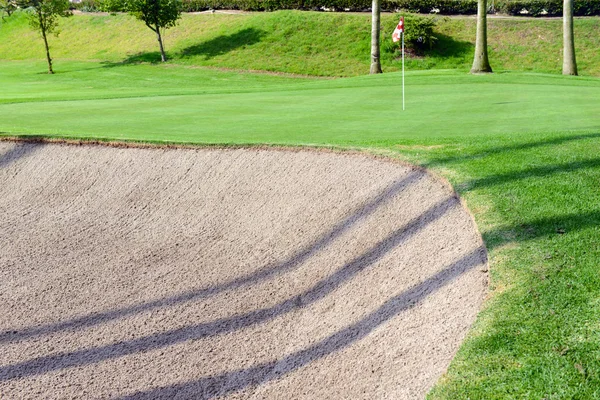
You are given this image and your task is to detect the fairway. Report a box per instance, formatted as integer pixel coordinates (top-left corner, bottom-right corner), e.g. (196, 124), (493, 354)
(2, 59), (600, 399)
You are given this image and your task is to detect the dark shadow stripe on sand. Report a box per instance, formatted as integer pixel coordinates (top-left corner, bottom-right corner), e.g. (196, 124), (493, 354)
(0, 195), (458, 382)
(0, 170), (424, 344)
(114, 247), (486, 399)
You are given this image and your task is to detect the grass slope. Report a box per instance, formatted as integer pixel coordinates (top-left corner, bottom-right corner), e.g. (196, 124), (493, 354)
(1, 63), (600, 398)
(1, 11), (600, 76)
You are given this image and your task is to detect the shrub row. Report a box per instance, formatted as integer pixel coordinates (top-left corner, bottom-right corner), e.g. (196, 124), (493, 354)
(178, 0), (479, 13)
(179, 0), (600, 15)
(497, 0), (600, 16)
(76, 0), (600, 16)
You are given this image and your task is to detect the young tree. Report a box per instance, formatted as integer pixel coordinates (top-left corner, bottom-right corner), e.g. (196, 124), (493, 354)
(370, 0), (382, 74)
(562, 0), (577, 75)
(470, 0), (492, 73)
(17, 0), (72, 74)
(112, 0), (182, 62)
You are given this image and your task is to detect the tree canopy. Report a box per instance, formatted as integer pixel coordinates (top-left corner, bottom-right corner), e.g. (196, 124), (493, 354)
(102, 0), (181, 62)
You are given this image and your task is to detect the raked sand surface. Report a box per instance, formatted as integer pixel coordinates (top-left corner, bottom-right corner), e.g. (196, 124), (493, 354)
(0, 141), (487, 399)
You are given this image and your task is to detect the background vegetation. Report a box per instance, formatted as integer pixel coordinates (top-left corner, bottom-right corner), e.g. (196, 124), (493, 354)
(1, 11), (600, 76)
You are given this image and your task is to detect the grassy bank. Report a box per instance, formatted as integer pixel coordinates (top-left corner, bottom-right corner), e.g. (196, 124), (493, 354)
(1, 61), (600, 397)
(1, 11), (600, 76)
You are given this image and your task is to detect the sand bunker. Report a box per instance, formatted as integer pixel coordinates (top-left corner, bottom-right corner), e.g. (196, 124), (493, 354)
(0, 141), (487, 399)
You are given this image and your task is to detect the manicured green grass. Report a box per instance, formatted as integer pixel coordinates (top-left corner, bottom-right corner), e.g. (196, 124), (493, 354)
(2, 11), (600, 76)
(1, 62), (600, 397)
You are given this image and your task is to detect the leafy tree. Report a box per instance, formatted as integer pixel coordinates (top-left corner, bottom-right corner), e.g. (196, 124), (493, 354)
(16, 0), (71, 74)
(0, 0), (17, 19)
(103, 0), (181, 62)
(470, 0), (492, 73)
(370, 0), (382, 74)
(562, 0), (577, 75)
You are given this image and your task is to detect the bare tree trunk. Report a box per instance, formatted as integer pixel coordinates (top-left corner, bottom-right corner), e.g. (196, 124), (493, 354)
(40, 25), (54, 74)
(156, 25), (166, 62)
(471, 0), (492, 73)
(370, 0), (382, 74)
(562, 0), (577, 75)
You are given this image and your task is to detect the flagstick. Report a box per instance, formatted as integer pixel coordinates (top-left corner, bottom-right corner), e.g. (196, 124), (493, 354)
(402, 31), (405, 111)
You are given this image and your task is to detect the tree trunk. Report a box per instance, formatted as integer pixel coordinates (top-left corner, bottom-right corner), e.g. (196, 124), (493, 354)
(156, 25), (166, 62)
(39, 14), (53, 74)
(562, 0), (577, 75)
(370, 0), (382, 74)
(471, 0), (492, 73)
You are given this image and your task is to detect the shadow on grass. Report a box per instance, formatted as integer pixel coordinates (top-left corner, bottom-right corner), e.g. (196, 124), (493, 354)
(484, 209), (600, 252)
(384, 33), (472, 60)
(462, 157), (600, 191)
(425, 132), (600, 167)
(179, 28), (266, 60)
(101, 28), (265, 67)
(424, 33), (473, 59)
(102, 51), (165, 67)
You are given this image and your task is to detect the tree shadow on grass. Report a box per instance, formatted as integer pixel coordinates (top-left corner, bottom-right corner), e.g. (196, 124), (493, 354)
(102, 51), (165, 67)
(484, 209), (600, 252)
(424, 132), (600, 168)
(179, 28), (266, 60)
(385, 33), (472, 60)
(101, 28), (265, 67)
(424, 33), (473, 59)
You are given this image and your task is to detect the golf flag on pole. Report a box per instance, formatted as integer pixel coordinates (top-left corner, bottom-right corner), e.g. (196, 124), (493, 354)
(392, 17), (404, 43)
(392, 16), (406, 110)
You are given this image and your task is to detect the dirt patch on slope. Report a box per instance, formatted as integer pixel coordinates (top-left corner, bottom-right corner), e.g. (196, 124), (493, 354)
(0, 142), (487, 399)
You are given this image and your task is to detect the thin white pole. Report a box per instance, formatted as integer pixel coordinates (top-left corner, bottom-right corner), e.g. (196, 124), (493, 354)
(402, 31), (405, 111)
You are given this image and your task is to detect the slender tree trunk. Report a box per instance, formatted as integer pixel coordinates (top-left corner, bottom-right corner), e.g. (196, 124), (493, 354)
(39, 14), (53, 74)
(370, 0), (382, 74)
(562, 0), (577, 75)
(471, 0), (492, 73)
(156, 25), (166, 62)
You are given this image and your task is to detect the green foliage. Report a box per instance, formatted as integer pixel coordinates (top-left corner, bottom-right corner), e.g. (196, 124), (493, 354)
(383, 13), (439, 55)
(129, 0), (181, 31)
(69, 0), (102, 12)
(2, 12), (600, 76)
(178, 0), (478, 13)
(101, 0), (182, 31)
(392, 0), (477, 13)
(1, 0), (17, 18)
(17, 0), (71, 35)
(496, 0), (600, 16)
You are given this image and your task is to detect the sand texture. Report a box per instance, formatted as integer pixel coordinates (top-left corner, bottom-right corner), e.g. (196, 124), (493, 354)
(0, 142), (487, 399)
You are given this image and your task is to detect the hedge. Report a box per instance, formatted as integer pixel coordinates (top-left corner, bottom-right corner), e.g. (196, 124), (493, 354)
(179, 0), (479, 13)
(178, 0), (600, 15)
(496, 0), (600, 16)
(82, 0), (600, 16)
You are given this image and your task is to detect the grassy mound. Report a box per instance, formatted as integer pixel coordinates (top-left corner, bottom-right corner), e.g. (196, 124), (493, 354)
(1, 11), (600, 76)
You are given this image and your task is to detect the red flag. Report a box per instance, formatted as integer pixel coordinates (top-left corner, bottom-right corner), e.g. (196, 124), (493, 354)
(392, 17), (404, 43)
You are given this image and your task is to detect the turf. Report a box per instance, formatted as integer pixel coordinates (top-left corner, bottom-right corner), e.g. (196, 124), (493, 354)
(1, 11), (600, 76)
(1, 61), (600, 398)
